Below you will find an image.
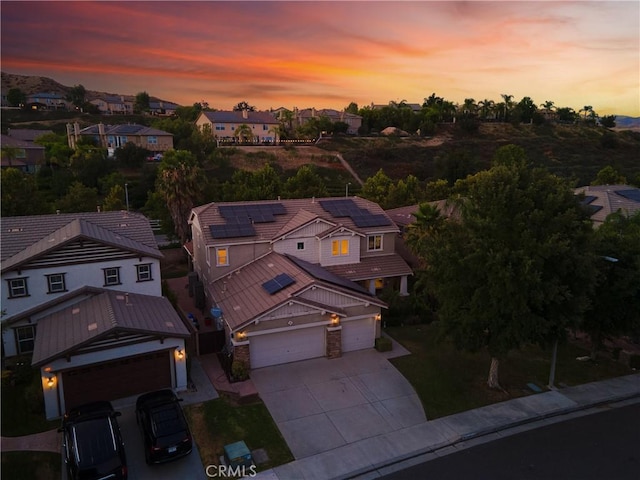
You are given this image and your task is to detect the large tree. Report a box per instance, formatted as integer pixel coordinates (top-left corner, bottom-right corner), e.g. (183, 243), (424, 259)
(134, 91), (150, 114)
(582, 211), (640, 359)
(408, 145), (596, 389)
(1, 168), (51, 216)
(155, 150), (206, 242)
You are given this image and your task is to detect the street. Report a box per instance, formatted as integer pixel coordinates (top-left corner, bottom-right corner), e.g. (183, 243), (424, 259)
(381, 402), (640, 480)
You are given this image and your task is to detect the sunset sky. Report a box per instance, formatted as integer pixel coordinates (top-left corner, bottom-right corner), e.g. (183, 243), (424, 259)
(1, 1), (638, 116)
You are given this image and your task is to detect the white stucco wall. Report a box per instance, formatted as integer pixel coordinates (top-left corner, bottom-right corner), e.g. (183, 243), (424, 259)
(318, 234), (361, 266)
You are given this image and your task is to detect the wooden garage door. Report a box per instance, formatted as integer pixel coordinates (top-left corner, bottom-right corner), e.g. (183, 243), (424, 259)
(250, 326), (325, 369)
(342, 318), (375, 352)
(62, 351), (171, 410)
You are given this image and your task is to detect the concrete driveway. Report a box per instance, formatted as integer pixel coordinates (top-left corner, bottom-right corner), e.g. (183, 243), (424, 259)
(251, 346), (427, 459)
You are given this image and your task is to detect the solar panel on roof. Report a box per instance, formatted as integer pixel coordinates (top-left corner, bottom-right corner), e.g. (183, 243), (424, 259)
(209, 224), (255, 239)
(262, 273), (296, 295)
(580, 195), (597, 205)
(117, 125), (143, 134)
(287, 255), (370, 295)
(352, 214), (391, 228)
(616, 189), (640, 203)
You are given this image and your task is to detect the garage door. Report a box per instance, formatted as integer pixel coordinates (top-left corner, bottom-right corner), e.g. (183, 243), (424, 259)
(250, 326), (325, 369)
(342, 318), (375, 352)
(62, 351), (172, 410)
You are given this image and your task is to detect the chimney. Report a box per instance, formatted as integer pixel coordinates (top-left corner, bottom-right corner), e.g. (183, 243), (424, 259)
(242, 109), (249, 119)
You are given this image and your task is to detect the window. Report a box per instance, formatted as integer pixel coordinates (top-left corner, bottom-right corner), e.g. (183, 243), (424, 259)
(103, 267), (121, 286)
(297, 241), (305, 251)
(263, 125), (268, 131)
(7, 277), (28, 298)
(331, 239), (349, 256)
(215, 124), (225, 131)
(216, 247), (229, 266)
(46, 273), (67, 293)
(16, 325), (35, 354)
(368, 235), (383, 251)
(136, 264), (153, 282)
(147, 135), (158, 145)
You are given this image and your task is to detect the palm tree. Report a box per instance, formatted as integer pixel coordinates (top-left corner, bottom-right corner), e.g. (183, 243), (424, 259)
(478, 99), (495, 120)
(234, 124), (254, 144)
(540, 100), (555, 112)
(580, 105), (594, 120)
(500, 94), (514, 121)
(462, 98), (477, 115)
(0, 145), (20, 168)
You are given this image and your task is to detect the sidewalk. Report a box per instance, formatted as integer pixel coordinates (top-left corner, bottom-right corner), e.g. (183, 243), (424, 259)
(254, 372), (640, 480)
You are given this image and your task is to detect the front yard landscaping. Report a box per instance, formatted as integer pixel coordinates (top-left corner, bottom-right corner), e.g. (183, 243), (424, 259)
(0, 452), (61, 480)
(385, 324), (632, 419)
(184, 396), (293, 472)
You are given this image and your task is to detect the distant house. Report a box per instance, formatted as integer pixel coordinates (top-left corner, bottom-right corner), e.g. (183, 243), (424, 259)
(25, 92), (69, 111)
(0, 134), (45, 173)
(89, 95), (133, 115)
(6, 128), (54, 142)
(1, 211), (189, 419)
(195, 110), (281, 144)
(290, 107), (363, 135)
(575, 184), (640, 227)
(66, 122), (174, 155)
(149, 100), (180, 116)
(187, 196), (412, 369)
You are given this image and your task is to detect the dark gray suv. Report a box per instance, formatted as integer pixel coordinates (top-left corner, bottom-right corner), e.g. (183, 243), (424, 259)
(59, 401), (128, 480)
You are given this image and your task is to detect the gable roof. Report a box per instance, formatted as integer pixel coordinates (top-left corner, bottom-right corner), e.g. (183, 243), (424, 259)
(32, 290), (189, 366)
(6, 129), (54, 142)
(0, 134), (45, 150)
(78, 123), (171, 137)
(199, 110), (280, 125)
(192, 197), (399, 246)
(575, 184), (640, 226)
(1, 211), (160, 268)
(209, 251), (383, 330)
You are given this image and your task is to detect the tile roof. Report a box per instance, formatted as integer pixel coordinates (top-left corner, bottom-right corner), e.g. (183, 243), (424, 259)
(32, 290), (189, 365)
(6, 129), (54, 142)
(1, 211), (160, 264)
(78, 124), (172, 136)
(325, 254), (413, 281)
(209, 251), (383, 330)
(0, 134), (45, 150)
(200, 110), (280, 124)
(193, 197), (399, 245)
(575, 185), (640, 225)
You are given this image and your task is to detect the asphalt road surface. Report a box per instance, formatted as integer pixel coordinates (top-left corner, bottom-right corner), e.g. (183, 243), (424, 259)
(381, 402), (640, 480)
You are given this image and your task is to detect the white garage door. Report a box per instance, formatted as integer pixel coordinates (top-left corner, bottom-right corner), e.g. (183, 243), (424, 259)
(342, 318), (376, 352)
(250, 326), (325, 369)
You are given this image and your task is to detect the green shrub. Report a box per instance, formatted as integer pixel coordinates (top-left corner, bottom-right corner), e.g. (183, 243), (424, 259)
(24, 378), (44, 414)
(375, 336), (392, 352)
(231, 360), (249, 381)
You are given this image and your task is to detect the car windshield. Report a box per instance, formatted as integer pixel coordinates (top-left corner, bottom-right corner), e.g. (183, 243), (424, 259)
(150, 404), (187, 438)
(73, 417), (118, 467)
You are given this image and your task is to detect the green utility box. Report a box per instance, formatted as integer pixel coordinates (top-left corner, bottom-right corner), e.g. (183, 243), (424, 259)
(223, 441), (254, 468)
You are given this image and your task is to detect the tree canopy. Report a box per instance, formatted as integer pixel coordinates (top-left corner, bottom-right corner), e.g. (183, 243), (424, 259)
(407, 146), (596, 388)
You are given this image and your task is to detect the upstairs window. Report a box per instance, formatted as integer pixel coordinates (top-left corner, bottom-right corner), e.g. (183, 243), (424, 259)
(331, 239), (349, 256)
(367, 235), (383, 251)
(147, 136), (158, 145)
(136, 264), (153, 282)
(297, 242), (305, 251)
(103, 267), (121, 286)
(215, 124), (225, 131)
(7, 277), (29, 298)
(216, 247), (229, 266)
(46, 273), (67, 294)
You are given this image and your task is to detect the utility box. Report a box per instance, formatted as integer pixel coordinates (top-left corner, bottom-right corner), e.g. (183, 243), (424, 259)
(223, 441), (253, 468)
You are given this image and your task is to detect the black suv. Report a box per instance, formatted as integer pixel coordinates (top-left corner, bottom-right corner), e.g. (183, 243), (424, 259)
(135, 389), (193, 464)
(59, 401), (128, 480)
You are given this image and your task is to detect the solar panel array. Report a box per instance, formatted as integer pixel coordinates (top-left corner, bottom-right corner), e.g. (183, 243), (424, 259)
(116, 125), (144, 134)
(210, 203), (286, 239)
(287, 255), (371, 295)
(616, 189), (640, 203)
(262, 273), (296, 295)
(580, 195), (597, 205)
(319, 199), (391, 228)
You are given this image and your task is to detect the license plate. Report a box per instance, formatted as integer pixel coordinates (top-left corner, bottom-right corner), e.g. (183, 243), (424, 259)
(168, 446), (177, 453)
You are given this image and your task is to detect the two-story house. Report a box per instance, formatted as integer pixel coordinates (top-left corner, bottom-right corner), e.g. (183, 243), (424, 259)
(0, 134), (45, 173)
(89, 95), (133, 115)
(187, 197), (412, 369)
(195, 110), (280, 144)
(66, 122), (174, 156)
(291, 107), (363, 135)
(1, 211), (189, 419)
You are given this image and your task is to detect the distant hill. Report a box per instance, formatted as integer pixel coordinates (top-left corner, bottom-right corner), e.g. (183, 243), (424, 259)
(0, 72), (175, 104)
(614, 115), (640, 130)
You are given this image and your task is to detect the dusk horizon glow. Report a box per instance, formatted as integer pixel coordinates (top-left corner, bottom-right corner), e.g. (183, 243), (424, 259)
(1, 1), (638, 116)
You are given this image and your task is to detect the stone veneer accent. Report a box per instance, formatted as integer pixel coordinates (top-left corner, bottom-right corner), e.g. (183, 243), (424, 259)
(233, 342), (251, 366)
(326, 326), (342, 359)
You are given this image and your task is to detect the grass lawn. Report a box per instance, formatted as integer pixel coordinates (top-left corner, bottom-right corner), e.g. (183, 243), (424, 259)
(184, 396), (293, 472)
(1, 452), (61, 480)
(385, 324), (632, 420)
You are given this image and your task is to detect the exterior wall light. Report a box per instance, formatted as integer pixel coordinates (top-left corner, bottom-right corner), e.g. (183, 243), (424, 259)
(176, 348), (185, 360)
(330, 314), (340, 325)
(375, 313), (382, 321)
(46, 375), (55, 388)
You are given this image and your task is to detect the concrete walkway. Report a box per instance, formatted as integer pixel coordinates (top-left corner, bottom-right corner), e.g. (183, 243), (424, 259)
(254, 372), (640, 480)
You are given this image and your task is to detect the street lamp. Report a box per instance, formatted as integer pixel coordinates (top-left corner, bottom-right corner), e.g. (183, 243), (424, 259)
(346, 182), (351, 197)
(124, 183), (130, 211)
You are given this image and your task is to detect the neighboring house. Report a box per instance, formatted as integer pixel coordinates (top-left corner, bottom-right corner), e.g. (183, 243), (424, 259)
(0, 134), (45, 173)
(1, 211), (189, 419)
(66, 122), (174, 155)
(575, 184), (640, 227)
(290, 107), (363, 135)
(6, 128), (54, 142)
(149, 100), (180, 116)
(195, 110), (280, 144)
(187, 197), (412, 369)
(89, 95), (133, 115)
(25, 92), (69, 110)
